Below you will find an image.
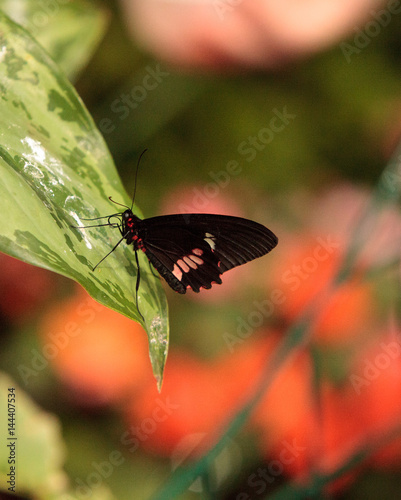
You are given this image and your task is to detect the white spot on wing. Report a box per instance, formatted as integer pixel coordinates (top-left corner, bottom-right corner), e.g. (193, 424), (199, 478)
(204, 232), (216, 250)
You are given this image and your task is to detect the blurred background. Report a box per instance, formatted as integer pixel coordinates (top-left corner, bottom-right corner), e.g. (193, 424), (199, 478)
(1, 0), (401, 498)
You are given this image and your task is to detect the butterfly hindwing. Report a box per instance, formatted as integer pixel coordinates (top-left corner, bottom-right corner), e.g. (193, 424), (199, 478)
(138, 214), (278, 293)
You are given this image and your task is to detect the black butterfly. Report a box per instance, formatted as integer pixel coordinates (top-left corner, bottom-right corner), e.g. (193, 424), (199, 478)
(76, 207), (277, 291)
(74, 153), (278, 315)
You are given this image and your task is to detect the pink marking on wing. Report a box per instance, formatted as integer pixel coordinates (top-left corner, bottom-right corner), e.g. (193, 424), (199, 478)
(176, 259), (190, 273)
(193, 248), (203, 256)
(190, 255), (203, 265)
(183, 256), (198, 269)
(172, 264), (183, 280)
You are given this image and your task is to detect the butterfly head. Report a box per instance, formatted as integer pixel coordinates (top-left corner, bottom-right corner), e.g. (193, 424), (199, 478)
(121, 209), (142, 235)
(122, 209), (134, 221)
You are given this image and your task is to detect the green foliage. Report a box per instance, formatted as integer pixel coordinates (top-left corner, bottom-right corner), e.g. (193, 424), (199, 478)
(0, 11), (169, 388)
(0, 372), (117, 499)
(0, 0), (108, 80)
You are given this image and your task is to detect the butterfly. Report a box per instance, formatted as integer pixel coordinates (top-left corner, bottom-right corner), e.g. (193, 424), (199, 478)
(73, 152), (278, 316)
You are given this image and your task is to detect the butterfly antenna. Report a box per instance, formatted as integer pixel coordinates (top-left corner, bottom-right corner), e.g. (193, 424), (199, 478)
(108, 197), (130, 210)
(79, 212), (121, 221)
(131, 149), (148, 210)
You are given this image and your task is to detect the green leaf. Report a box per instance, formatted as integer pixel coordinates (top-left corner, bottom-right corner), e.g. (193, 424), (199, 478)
(0, 372), (65, 496)
(0, 12), (169, 389)
(0, 372), (117, 500)
(0, 0), (108, 80)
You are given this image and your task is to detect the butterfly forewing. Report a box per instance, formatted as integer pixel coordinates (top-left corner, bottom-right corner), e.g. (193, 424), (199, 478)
(137, 214), (278, 293)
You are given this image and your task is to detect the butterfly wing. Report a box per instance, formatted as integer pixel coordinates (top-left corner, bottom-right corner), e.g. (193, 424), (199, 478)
(139, 214), (278, 294)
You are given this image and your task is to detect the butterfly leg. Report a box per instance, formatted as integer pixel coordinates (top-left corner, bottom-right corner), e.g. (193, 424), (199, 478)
(134, 249), (145, 322)
(92, 237), (124, 271)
